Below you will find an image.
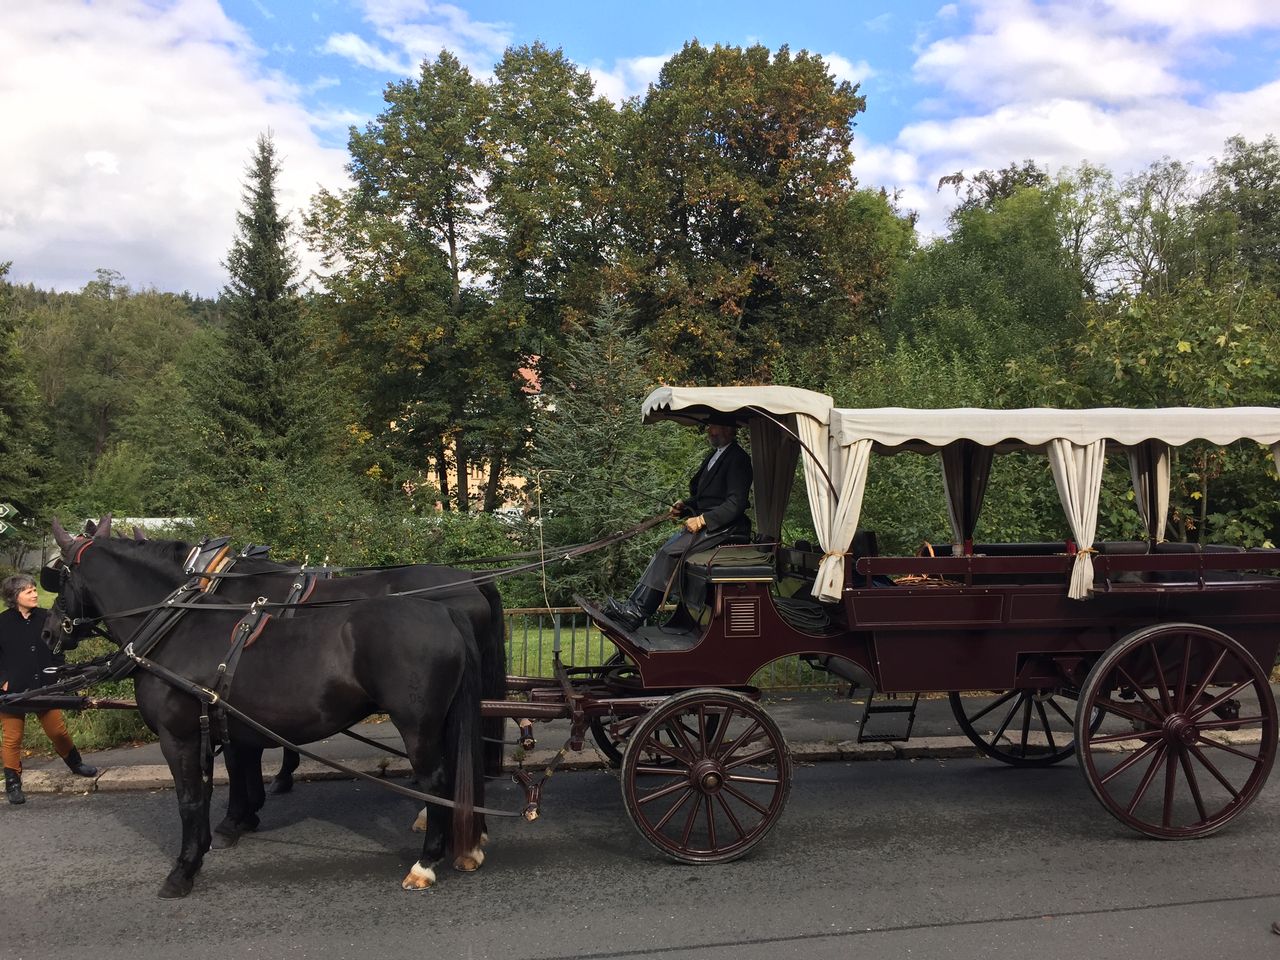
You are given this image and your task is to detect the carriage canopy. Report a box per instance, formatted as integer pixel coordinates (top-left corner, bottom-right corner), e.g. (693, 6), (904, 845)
(641, 387), (1280, 602)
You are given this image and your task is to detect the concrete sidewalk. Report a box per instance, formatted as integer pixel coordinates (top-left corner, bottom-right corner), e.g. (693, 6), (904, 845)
(12, 688), (1268, 795)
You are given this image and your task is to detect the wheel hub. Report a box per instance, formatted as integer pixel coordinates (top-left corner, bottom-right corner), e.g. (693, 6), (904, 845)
(692, 758), (724, 793)
(1164, 713), (1198, 746)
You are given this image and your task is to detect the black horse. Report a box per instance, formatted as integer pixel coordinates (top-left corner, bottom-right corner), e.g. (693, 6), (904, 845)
(151, 540), (508, 845)
(46, 517), (487, 898)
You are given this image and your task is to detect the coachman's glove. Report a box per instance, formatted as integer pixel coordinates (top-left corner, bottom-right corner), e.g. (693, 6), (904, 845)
(684, 514), (706, 534)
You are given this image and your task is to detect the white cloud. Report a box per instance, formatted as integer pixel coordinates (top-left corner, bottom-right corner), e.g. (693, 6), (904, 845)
(588, 54), (670, 103)
(824, 53), (875, 88)
(915, 0), (1183, 106)
(327, 0), (513, 76)
(0, 0), (350, 295)
(1105, 0), (1280, 38)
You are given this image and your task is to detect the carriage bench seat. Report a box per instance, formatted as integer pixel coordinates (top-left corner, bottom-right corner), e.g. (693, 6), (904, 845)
(684, 546), (776, 582)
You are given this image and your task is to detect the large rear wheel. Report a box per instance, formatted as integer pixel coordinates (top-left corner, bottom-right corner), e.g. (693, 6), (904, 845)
(1075, 623), (1277, 839)
(621, 688), (791, 864)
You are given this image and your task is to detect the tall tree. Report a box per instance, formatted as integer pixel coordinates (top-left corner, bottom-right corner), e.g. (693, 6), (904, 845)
(217, 132), (307, 465)
(0, 262), (46, 520)
(614, 42), (869, 382)
(308, 53), (499, 511)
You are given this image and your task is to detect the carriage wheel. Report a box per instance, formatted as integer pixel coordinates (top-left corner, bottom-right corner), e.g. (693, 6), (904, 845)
(621, 688), (791, 864)
(1075, 623), (1277, 839)
(589, 653), (643, 767)
(949, 689), (1101, 767)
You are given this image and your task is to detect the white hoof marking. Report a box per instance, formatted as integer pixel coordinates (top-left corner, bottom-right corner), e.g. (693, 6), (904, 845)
(411, 807), (428, 833)
(402, 861), (436, 890)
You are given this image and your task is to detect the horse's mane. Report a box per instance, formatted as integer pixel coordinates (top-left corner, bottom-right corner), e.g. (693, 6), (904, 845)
(99, 534), (193, 578)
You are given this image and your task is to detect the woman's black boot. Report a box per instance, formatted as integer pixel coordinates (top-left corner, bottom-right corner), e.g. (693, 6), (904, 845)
(4, 768), (24, 805)
(63, 749), (98, 778)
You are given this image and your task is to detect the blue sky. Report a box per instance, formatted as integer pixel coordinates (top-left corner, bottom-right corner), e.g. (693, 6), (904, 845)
(4, 0), (1280, 295)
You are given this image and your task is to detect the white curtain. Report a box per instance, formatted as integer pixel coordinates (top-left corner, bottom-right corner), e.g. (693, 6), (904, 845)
(941, 440), (994, 554)
(1127, 440), (1170, 542)
(1047, 438), (1107, 600)
(748, 415), (801, 541)
(813, 437), (873, 602)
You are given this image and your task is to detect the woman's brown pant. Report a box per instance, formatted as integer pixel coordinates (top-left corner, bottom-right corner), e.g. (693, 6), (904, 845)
(1, 710), (75, 772)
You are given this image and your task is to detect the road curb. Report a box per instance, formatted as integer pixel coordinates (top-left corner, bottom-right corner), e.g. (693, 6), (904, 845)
(16, 730), (1264, 793)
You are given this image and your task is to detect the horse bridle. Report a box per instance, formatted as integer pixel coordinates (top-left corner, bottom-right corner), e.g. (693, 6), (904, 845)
(44, 540), (113, 654)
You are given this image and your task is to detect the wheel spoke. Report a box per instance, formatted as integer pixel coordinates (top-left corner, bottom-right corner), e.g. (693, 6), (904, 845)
(1150, 643), (1173, 714)
(1090, 728), (1162, 746)
(1196, 715), (1266, 730)
(704, 792), (717, 850)
(1177, 749), (1208, 822)
(1192, 735), (1263, 767)
(725, 773), (781, 786)
(724, 746), (778, 771)
(712, 793), (748, 841)
(1161, 747), (1179, 827)
(652, 788), (694, 830)
(1184, 647), (1230, 715)
(644, 734), (692, 766)
(1188, 679), (1252, 724)
(1034, 700), (1057, 753)
(680, 792), (703, 847)
(718, 719), (762, 761)
(991, 692), (1024, 743)
(635, 775), (693, 804)
(709, 706), (734, 755)
(1116, 664), (1166, 720)
(1176, 635), (1193, 711)
(1099, 737), (1162, 785)
(1046, 696), (1074, 726)
(720, 780), (771, 817)
(1018, 694), (1033, 755)
(1124, 743), (1168, 814)
(666, 717), (699, 760)
(1186, 742), (1244, 798)
(1091, 695), (1159, 729)
(967, 690), (1019, 725)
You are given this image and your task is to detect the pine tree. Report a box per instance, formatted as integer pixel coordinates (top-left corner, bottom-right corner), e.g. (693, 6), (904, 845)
(0, 262), (46, 515)
(219, 132), (305, 465)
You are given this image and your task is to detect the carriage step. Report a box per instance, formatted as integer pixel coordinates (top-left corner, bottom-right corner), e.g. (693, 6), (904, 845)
(856, 691), (920, 744)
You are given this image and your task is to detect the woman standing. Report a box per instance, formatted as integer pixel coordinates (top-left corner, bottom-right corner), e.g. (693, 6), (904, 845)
(0, 574), (98, 804)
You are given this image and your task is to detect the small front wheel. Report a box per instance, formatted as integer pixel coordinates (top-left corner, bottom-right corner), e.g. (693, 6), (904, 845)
(621, 688), (791, 864)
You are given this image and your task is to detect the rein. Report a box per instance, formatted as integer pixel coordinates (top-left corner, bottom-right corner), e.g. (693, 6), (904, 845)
(61, 511), (673, 632)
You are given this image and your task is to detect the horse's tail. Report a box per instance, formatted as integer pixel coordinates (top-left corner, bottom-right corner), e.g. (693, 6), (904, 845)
(446, 621), (484, 859)
(479, 581), (508, 777)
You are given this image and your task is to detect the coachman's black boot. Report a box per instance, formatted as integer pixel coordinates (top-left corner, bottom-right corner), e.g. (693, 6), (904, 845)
(4, 768), (24, 805)
(63, 748), (98, 778)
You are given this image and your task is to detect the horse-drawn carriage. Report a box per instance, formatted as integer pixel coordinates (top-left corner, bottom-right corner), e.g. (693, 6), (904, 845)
(11, 385), (1280, 895)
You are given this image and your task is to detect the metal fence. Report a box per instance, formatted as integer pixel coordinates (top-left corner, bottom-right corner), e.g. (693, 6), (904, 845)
(503, 606), (841, 692)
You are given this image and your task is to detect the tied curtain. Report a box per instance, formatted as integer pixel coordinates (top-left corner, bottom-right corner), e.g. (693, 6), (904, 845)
(1127, 440), (1170, 543)
(748, 415), (801, 542)
(940, 440), (994, 553)
(813, 436), (873, 602)
(1047, 438), (1107, 600)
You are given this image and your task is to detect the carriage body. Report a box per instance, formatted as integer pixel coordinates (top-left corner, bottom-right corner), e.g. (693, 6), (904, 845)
(573, 386), (1280, 859)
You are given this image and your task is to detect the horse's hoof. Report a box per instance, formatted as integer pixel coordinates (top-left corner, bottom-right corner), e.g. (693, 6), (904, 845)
(270, 777), (293, 795)
(210, 829), (240, 850)
(157, 872), (194, 899)
(401, 862), (436, 890)
(453, 848), (484, 872)
(410, 808), (428, 833)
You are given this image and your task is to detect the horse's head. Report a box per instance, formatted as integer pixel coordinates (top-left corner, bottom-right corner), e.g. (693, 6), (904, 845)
(43, 514), (191, 651)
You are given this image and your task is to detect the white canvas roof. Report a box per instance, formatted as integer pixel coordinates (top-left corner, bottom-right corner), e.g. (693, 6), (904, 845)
(642, 386), (833, 426)
(832, 406), (1280, 451)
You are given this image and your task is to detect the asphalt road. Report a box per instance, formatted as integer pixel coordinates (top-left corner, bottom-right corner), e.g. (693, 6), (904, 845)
(5, 758), (1279, 960)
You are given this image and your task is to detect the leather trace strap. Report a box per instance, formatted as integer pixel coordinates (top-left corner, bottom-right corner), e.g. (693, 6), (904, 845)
(120, 644), (522, 818)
